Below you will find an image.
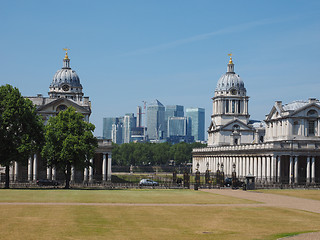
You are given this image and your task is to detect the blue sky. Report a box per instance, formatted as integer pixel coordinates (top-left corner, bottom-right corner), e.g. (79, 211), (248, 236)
(1, 0), (319, 137)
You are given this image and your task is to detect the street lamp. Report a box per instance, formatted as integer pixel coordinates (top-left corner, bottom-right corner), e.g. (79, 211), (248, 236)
(206, 162), (209, 170)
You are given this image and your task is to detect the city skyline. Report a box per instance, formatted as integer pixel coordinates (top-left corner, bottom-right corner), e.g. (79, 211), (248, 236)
(1, 1), (319, 136)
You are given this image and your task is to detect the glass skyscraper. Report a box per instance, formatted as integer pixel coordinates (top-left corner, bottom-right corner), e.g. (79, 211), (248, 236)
(167, 117), (188, 136)
(103, 117), (119, 139)
(147, 99), (165, 140)
(186, 107), (205, 141)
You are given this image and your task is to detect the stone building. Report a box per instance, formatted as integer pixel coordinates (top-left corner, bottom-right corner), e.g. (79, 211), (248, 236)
(192, 56), (320, 185)
(7, 50), (112, 184)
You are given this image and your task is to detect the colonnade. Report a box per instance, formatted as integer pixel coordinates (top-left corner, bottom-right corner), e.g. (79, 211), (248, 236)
(194, 154), (317, 184)
(8, 152), (112, 183)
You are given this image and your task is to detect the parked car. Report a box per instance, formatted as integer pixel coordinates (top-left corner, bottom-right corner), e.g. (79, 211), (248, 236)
(36, 179), (59, 186)
(139, 179), (159, 186)
(224, 177), (232, 187)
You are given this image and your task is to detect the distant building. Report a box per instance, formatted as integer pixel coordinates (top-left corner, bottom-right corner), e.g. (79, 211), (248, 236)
(103, 117), (119, 139)
(186, 107), (205, 141)
(165, 105), (184, 121)
(111, 122), (123, 144)
(147, 99), (166, 140)
(123, 113), (136, 143)
(167, 117), (188, 136)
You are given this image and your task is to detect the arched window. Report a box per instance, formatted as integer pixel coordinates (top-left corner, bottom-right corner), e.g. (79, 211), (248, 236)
(56, 104), (67, 113)
(307, 110), (318, 117)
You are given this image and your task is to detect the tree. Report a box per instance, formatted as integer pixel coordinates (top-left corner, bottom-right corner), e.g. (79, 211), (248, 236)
(0, 84), (44, 189)
(41, 107), (98, 189)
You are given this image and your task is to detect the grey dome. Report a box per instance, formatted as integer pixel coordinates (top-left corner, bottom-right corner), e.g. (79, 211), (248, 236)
(50, 68), (82, 88)
(215, 72), (245, 91)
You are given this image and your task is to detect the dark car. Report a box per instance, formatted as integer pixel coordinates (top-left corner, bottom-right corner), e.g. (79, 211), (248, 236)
(224, 177), (232, 187)
(36, 179), (59, 186)
(139, 179), (159, 186)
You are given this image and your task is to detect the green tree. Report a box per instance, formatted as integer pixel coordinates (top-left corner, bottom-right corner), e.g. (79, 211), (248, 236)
(0, 84), (44, 189)
(41, 107), (98, 189)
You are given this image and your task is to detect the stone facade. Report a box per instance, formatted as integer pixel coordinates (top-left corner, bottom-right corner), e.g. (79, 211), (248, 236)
(6, 51), (112, 184)
(193, 57), (320, 185)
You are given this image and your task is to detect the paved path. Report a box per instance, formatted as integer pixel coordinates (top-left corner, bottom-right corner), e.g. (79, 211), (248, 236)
(201, 189), (320, 239)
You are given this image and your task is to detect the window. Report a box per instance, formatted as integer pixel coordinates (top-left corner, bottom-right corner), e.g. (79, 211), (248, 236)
(238, 100), (241, 113)
(226, 100), (229, 113)
(293, 121), (299, 135)
(308, 120), (315, 136)
(307, 110), (318, 117)
(232, 100), (235, 113)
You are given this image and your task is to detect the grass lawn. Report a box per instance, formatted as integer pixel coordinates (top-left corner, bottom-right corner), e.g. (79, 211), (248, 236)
(0, 189), (256, 204)
(255, 189), (320, 201)
(0, 189), (319, 240)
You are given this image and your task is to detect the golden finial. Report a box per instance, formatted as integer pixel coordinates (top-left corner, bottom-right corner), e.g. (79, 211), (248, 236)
(63, 48), (70, 59)
(228, 53), (233, 64)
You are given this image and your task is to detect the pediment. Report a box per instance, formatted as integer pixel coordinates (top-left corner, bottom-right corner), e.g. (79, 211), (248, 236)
(37, 98), (90, 115)
(220, 119), (252, 131)
(290, 103), (320, 118)
(266, 106), (281, 121)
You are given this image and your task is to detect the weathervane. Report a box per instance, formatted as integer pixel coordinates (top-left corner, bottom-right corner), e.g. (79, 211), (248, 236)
(228, 53), (233, 64)
(63, 48), (70, 59)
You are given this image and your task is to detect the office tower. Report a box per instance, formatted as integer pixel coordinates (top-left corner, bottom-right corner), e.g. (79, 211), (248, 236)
(167, 117), (188, 136)
(123, 113), (136, 143)
(165, 105), (184, 121)
(147, 99), (165, 140)
(111, 123), (123, 144)
(186, 107), (205, 141)
(103, 117), (119, 139)
(137, 106), (142, 127)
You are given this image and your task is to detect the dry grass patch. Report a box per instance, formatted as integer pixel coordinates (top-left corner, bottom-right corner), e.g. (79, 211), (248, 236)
(0, 205), (319, 240)
(256, 189), (320, 201)
(0, 189), (256, 204)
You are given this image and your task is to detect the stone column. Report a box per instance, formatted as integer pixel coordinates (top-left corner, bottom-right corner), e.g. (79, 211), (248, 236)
(289, 156), (293, 184)
(243, 157), (247, 177)
(246, 156), (250, 175)
(271, 155), (277, 183)
(266, 156), (271, 182)
(107, 153), (112, 181)
(250, 156), (254, 175)
(102, 153), (107, 182)
(52, 167), (57, 181)
(47, 166), (52, 180)
(262, 156), (266, 181)
(294, 156), (298, 184)
(277, 156), (281, 183)
(71, 166), (75, 183)
(28, 156), (33, 182)
(83, 167), (88, 183)
(311, 157), (315, 183)
(33, 154), (37, 181)
(14, 161), (19, 182)
(254, 157), (258, 179)
(89, 158), (94, 182)
(306, 157), (310, 183)
(257, 156), (261, 182)
(9, 165), (14, 182)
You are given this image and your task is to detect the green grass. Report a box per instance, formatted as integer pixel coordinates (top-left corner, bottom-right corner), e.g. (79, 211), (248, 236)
(0, 189), (256, 204)
(0, 189), (320, 240)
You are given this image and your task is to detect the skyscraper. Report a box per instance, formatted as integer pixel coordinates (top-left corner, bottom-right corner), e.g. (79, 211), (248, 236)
(165, 105), (184, 121)
(167, 117), (188, 136)
(103, 117), (119, 139)
(147, 99), (165, 140)
(186, 107), (205, 141)
(123, 113), (136, 143)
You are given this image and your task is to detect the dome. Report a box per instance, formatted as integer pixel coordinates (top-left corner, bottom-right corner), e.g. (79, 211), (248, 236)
(50, 68), (82, 88)
(215, 57), (245, 92)
(215, 73), (245, 91)
(50, 52), (82, 89)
